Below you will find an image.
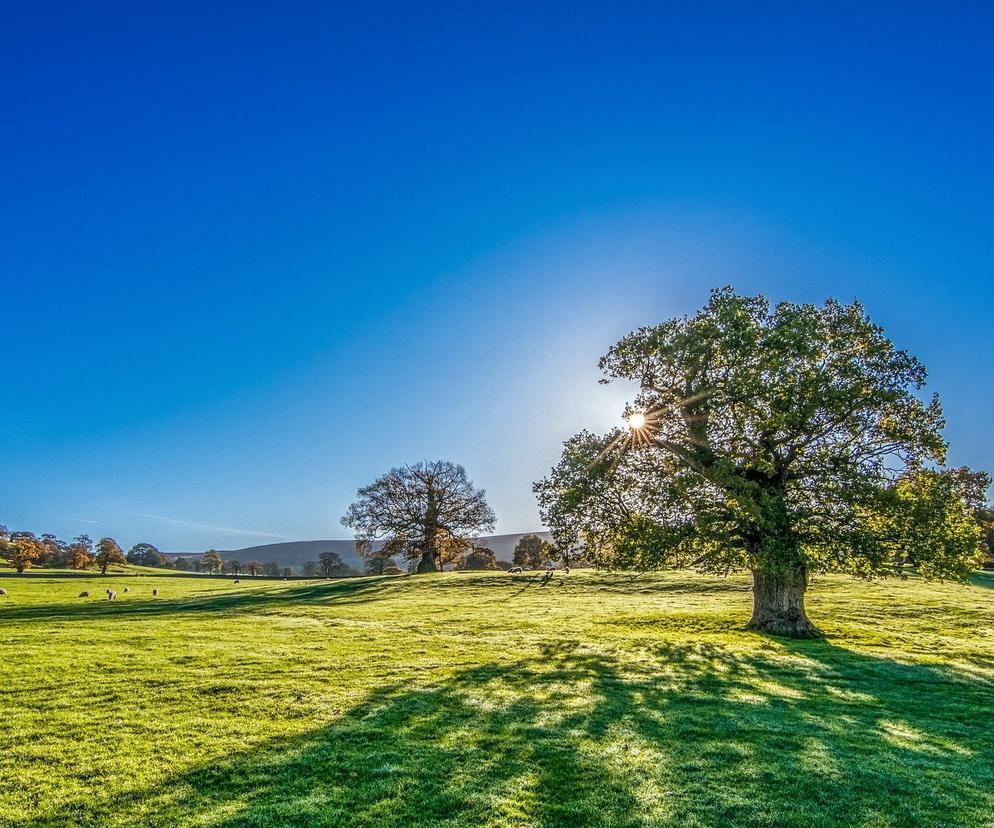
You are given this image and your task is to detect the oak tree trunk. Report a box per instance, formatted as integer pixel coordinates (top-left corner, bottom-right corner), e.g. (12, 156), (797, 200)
(415, 549), (441, 573)
(747, 565), (820, 638)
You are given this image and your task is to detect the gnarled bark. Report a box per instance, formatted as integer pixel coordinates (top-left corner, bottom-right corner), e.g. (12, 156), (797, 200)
(747, 565), (821, 638)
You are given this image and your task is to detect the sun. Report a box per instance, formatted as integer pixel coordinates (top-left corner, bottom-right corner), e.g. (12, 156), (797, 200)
(627, 411), (647, 430)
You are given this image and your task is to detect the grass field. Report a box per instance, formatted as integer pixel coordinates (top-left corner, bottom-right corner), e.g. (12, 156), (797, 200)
(1, 568), (993, 827)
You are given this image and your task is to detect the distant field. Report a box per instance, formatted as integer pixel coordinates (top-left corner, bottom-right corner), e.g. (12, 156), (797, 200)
(1, 568), (992, 827)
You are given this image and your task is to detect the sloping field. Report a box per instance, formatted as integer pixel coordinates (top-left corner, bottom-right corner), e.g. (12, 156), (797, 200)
(1, 569), (992, 827)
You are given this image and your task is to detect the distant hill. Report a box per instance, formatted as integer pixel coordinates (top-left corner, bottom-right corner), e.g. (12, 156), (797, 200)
(166, 532), (553, 571)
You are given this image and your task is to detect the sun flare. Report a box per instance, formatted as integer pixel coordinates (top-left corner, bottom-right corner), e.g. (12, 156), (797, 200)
(627, 412), (647, 430)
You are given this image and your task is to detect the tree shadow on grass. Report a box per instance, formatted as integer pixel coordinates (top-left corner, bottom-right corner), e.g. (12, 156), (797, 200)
(0, 578), (394, 623)
(21, 638), (994, 827)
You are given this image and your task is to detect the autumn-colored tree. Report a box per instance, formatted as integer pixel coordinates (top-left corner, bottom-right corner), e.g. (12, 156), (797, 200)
(201, 550), (224, 574)
(343, 460), (496, 573)
(67, 535), (95, 570)
(536, 288), (989, 636)
(512, 534), (552, 569)
(7, 536), (43, 573)
(95, 538), (127, 574)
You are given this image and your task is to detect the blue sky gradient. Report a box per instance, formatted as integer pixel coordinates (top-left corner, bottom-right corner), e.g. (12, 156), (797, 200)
(3, 3), (993, 551)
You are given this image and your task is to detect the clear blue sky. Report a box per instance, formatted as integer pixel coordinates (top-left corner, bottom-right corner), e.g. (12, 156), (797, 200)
(3, 3), (992, 552)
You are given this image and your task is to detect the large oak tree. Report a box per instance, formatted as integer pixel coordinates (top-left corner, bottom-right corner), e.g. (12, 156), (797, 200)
(535, 288), (987, 636)
(343, 460), (495, 573)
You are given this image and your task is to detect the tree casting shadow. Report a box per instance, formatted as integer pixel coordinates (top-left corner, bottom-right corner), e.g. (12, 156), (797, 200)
(18, 638), (994, 827)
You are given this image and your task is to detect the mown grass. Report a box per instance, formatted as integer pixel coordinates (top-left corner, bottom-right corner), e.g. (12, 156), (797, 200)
(1, 568), (992, 827)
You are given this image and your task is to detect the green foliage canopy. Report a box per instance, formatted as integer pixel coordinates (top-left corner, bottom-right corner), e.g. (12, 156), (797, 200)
(536, 288), (987, 588)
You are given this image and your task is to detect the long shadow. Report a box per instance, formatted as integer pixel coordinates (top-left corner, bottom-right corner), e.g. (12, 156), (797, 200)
(0, 577), (394, 623)
(18, 639), (994, 827)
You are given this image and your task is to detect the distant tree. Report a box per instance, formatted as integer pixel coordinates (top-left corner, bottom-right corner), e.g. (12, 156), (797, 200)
(301, 560), (320, 577)
(172, 556), (191, 572)
(191, 559), (204, 573)
(281, 566), (293, 578)
(343, 460), (496, 573)
(67, 535), (95, 570)
(35, 534), (66, 567)
(260, 560), (279, 577)
(363, 552), (400, 576)
(95, 538), (127, 575)
(356, 544), (397, 575)
(224, 559), (241, 575)
(459, 546), (499, 570)
(535, 288), (989, 636)
(7, 536), (43, 573)
(246, 560), (263, 576)
(513, 534), (552, 569)
(382, 562), (405, 575)
(495, 559), (513, 571)
(127, 542), (165, 567)
(200, 550), (224, 574)
(318, 551), (349, 578)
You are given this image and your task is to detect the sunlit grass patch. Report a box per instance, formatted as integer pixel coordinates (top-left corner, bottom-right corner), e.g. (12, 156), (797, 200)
(1, 568), (992, 826)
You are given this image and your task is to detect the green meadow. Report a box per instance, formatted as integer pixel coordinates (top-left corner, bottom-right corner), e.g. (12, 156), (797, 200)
(1, 569), (993, 827)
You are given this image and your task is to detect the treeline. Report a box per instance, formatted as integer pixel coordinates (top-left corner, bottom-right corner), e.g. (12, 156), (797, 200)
(177, 549), (362, 579)
(0, 528), (132, 574)
(1, 525), (596, 579)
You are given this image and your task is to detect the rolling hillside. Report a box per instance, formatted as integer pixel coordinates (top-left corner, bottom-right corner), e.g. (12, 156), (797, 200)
(167, 532), (553, 570)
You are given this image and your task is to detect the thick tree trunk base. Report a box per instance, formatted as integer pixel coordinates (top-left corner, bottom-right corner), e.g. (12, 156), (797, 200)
(747, 566), (822, 638)
(415, 553), (441, 573)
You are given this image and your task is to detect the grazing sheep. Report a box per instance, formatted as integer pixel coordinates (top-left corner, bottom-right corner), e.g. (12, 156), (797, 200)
(107, 590), (117, 601)
(123, 587), (129, 593)
(0, 588), (7, 596)
(152, 588), (158, 596)
(79, 591), (89, 597)
(564, 567), (571, 575)
(508, 566), (522, 574)
(234, 579), (240, 584)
